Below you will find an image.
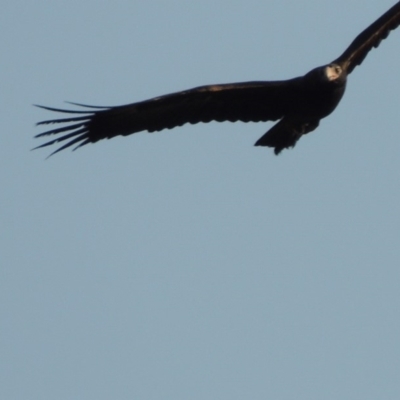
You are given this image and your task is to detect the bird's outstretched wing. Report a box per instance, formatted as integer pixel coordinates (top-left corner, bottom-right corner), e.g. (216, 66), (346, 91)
(35, 80), (301, 156)
(333, 2), (400, 74)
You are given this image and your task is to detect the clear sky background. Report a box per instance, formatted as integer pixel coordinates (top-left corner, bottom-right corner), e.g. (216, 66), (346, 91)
(2, 1), (400, 399)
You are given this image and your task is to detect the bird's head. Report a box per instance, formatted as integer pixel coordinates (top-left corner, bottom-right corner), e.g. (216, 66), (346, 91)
(304, 63), (347, 88)
(325, 64), (344, 82)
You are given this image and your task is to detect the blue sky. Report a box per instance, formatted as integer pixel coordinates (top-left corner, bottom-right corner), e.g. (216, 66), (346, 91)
(2, 1), (400, 399)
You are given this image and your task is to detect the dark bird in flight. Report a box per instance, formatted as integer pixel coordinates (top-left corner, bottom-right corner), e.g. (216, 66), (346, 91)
(35, 2), (400, 156)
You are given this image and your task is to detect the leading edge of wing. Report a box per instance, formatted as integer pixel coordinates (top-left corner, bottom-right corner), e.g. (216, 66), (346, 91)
(333, 2), (400, 74)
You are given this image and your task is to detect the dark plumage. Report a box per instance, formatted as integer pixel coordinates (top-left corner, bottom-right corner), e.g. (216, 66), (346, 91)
(35, 2), (400, 156)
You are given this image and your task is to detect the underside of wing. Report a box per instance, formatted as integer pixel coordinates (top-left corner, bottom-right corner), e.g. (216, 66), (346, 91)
(333, 2), (400, 74)
(34, 79), (301, 156)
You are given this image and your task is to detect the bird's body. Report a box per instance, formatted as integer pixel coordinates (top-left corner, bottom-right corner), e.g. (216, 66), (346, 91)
(35, 2), (400, 156)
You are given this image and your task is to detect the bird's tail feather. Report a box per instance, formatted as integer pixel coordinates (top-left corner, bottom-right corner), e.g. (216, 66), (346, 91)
(255, 118), (319, 155)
